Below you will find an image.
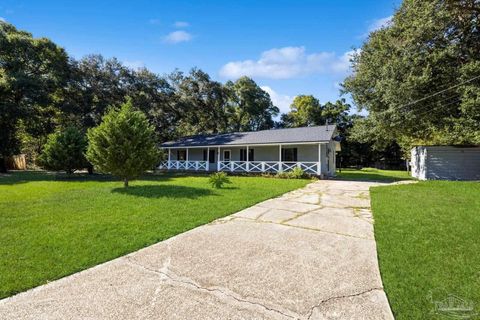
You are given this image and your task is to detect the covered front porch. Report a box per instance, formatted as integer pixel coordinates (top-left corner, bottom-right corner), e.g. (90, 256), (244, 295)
(158, 143), (335, 176)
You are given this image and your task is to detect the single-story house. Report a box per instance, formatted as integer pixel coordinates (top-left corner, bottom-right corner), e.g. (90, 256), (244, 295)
(159, 125), (340, 176)
(411, 145), (480, 180)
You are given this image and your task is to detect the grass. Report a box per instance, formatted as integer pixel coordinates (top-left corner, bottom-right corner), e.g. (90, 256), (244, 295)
(0, 171), (309, 299)
(371, 181), (480, 319)
(336, 167), (412, 182)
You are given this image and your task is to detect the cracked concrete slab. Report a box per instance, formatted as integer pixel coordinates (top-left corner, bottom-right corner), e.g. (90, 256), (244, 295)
(233, 205), (271, 219)
(128, 219), (381, 316)
(0, 179), (393, 319)
(309, 289), (394, 320)
(279, 193), (321, 205)
(287, 212), (374, 239)
(257, 208), (300, 223)
(258, 198), (321, 212)
(321, 194), (371, 209)
(0, 258), (289, 320)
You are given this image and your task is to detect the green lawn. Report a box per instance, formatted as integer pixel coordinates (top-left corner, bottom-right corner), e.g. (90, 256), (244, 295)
(0, 171), (309, 299)
(371, 181), (480, 319)
(336, 168), (412, 182)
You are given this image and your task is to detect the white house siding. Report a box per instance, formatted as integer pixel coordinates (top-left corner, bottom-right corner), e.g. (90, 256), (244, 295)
(411, 146), (480, 180)
(170, 144), (327, 163)
(164, 143), (336, 176)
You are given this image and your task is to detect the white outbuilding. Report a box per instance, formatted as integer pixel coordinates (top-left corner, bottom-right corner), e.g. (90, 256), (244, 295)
(410, 145), (480, 180)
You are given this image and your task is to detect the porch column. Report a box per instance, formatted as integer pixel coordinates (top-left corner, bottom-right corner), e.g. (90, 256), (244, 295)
(246, 145), (250, 172)
(217, 147), (221, 171)
(167, 148), (171, 169)
(317, 143), (322, 176)
(186, 148), (189, 165)
(278, 144), (283, 172)
(206, 147), (210, 171)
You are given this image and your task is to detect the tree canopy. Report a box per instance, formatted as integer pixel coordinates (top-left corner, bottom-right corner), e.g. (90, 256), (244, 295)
(280, 96), (350, 128)
(0, 21), (282, 172)
(0, 21), (69, 171)
(225, 76), (279, 132)
(343, 0), (480, 150)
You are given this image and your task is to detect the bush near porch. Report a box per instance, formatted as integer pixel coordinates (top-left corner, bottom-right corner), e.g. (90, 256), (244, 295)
(0, 171), (309, 299)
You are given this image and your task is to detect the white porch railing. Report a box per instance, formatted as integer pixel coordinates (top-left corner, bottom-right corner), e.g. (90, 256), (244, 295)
(218, 161), (319, 174)
(159, 160), (319, 174)
(158, 160), (208, 171)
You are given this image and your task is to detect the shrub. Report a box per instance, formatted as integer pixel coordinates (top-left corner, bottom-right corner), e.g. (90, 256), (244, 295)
(38, 127), (88, 174)
(275, 167), (307, 179)
(86, 99), (159, 187)
(275, 171), (291, 179)
(209, 172), (230, 188)
(289, 167), (307, 179)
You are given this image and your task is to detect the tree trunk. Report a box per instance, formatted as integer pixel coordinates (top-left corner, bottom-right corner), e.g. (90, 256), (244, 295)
(87, 165), (93, 175)
(0, 158), (7, 173)
(124, 178), (129, 187)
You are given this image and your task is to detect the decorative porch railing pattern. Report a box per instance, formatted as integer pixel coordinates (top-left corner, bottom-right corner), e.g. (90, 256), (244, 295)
(219, 161), (319, 174)
(158, 161), (208, 171)
(159, 160), (319, 174)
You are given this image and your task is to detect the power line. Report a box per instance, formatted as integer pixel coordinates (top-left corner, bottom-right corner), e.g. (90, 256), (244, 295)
(380, 74), (480, 115)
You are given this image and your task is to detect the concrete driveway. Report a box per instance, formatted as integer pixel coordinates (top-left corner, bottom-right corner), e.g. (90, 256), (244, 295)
(0, 180), (394, 319)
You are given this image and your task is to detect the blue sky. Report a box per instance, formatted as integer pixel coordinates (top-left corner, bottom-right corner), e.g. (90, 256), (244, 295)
(1, 0), (399, 114)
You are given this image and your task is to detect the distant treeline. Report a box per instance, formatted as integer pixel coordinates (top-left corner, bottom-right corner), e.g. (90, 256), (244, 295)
(0, 21), (404, 172)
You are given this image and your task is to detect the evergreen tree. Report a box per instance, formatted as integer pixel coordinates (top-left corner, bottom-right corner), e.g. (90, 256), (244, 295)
(38, 127), (88, 174)
(86, 99), (159, 187)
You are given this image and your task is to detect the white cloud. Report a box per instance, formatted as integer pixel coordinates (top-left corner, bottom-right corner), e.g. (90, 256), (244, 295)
(219, 46), (356, 79)
(173, 21), (189, 28)
(260, 86), (294, 115)
(368, 15), (392, 33)
(163, 30), (192, 44)
(330, 50), (359, 74)
(123, 60), (145, 70)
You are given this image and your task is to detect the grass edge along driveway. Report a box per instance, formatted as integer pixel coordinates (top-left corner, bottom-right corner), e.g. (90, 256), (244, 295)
(0, 171), (309, 299)
(371, 180), (480, 320)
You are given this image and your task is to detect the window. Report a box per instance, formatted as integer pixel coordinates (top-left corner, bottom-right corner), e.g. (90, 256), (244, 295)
(223, 150), (231, 161)
(240, 149), (254, 161)
(282, 148), (297, 162)
(177, 150), (186, 161)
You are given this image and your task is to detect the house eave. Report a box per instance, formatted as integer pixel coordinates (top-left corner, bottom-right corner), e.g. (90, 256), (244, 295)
(160, 141), (331, 149)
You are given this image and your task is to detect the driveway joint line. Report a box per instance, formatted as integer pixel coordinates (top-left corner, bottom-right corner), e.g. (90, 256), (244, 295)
(230, 216), (374, 241)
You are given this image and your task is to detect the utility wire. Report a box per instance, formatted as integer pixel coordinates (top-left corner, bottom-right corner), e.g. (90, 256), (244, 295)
(379, 74), (480, 116)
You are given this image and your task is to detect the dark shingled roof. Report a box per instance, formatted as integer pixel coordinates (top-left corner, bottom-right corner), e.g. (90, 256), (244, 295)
(161, 125), (336, 147)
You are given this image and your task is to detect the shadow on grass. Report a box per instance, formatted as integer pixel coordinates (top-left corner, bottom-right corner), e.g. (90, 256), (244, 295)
(0, 171), (173, 185)
(111, 184), (214, 199)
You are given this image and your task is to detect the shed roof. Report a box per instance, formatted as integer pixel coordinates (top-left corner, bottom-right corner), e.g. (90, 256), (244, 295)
(161, 125), (336, 148)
